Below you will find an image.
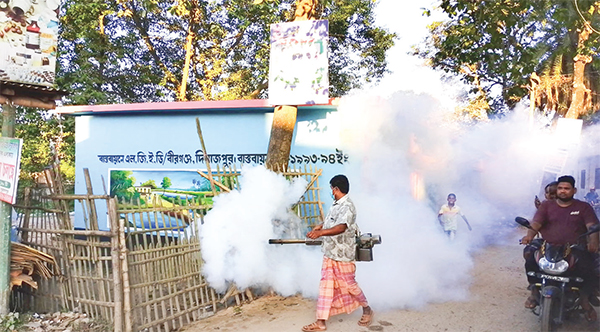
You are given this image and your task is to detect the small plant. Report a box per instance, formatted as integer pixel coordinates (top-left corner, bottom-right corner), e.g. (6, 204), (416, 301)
(233, 306), (242, 315)
(0, 312), (23, 332)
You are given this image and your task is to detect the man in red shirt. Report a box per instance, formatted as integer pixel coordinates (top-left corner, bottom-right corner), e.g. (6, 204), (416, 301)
(521, 175), (599, 321)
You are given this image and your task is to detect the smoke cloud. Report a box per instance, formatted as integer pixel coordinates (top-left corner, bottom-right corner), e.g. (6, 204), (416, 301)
(199, 165), (322, 297)
(199, 89), (593, 309)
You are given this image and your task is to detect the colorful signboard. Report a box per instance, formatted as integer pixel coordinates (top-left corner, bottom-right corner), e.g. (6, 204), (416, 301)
(0, 137), (23, 204)
(0, 0), (60, 87)
(269, 19), (329, 105)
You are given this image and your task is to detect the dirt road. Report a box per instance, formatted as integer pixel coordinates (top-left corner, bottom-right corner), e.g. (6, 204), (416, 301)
(181, 234), (600, 332)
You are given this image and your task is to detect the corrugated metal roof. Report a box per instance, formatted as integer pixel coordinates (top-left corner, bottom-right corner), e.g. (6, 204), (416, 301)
(0, 80), (68, 95)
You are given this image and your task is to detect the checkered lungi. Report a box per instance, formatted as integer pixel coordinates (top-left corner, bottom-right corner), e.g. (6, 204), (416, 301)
(316, 256), (368, 320)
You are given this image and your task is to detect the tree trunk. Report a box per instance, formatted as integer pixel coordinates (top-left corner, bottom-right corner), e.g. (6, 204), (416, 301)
(178, 1), (200, 101)
(565, 26), (592, 119)
(265, 105), (298, 171)
(265, 0), (318, 171)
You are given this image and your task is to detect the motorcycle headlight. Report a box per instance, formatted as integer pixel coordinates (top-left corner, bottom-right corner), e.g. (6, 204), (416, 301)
(539, 257), (569, 275)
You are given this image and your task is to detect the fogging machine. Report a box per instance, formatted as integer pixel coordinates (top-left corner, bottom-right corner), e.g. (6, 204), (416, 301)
(268, 233), (382, 262)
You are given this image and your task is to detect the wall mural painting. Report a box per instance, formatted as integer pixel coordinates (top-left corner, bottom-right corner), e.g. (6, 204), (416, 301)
(110, 169), (221, 231)
(99, 149), (349, 166)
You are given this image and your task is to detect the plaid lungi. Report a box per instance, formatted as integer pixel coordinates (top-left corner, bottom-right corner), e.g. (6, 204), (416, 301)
(316, 256), (368, 320)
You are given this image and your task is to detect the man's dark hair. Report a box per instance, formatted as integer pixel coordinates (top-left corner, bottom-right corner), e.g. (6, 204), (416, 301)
(557, 175), (575, 188)
(448, 193), (456, 199)
(330, 175), (349, 194)
(545, 181), (558, 190)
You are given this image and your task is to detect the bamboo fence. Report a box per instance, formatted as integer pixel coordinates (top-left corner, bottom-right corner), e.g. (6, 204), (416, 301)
(10, 163), (324, 332)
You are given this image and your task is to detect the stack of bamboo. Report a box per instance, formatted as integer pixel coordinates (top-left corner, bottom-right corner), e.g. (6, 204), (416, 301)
(10, 242), (60, 289)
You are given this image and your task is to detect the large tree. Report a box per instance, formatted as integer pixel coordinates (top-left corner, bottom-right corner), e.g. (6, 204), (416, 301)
(2, 108), (75, 191)
(57, 0), (395, 104)
(415, 0), (600, 119)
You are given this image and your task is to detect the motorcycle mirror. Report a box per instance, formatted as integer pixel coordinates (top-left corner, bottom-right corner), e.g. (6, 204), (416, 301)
(515, 217), (532, 229)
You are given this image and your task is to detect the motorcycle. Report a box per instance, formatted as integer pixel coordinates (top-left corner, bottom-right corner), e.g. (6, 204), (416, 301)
(515, 217), (600, 332)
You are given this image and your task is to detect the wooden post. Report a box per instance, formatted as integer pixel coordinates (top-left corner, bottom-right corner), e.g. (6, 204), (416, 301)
(0, 102), (16, 315)
(265, 0), (318, 172)
(21, 188), (32, 243)
(114, 197), (132, 332)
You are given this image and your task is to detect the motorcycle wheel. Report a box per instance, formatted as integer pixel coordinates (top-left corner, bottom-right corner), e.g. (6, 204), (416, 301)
(540, 297), (558, 332)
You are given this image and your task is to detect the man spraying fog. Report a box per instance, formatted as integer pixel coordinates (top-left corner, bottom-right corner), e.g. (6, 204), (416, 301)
(301, 175), (373, 331)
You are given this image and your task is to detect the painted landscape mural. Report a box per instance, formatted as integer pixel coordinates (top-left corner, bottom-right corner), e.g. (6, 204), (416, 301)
(109, 169), (229, 230)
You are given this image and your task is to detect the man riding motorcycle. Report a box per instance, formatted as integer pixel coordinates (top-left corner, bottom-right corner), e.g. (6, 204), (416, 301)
(521, 175), (600, 322)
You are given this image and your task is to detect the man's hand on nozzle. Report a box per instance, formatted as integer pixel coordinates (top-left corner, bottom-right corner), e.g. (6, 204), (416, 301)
(306, 230), (321, 239)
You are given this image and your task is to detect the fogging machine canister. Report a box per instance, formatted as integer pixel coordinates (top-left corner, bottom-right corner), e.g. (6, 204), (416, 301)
(268, 233), (382, 262)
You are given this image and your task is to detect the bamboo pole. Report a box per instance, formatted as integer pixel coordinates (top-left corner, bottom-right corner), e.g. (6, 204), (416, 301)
(84, 169), (99, 231)
(195, 119), (217, 197)
(196, 171), (231, 192)
(115, 198), (133, 332)
(109, 199), (124, 332)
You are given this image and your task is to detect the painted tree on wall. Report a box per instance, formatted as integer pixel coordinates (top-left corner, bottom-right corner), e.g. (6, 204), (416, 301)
(57, 0), (395, 104)
(415, 0), (600, 120)
(141, 179), (158, 188)
(110, 170), (140, 201)
(161, 177), (172, 192)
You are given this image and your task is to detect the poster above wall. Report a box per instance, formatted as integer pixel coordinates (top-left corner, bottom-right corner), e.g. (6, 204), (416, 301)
(0, 137), (23, 204)
(268, 19), (329, 105)
(0, 0), (59, 87)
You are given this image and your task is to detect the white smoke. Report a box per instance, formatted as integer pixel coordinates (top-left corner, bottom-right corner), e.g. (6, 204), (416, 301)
(335, 91), (563, 309)
(199, 90), (596, 310)
(199, 165), (322, 296)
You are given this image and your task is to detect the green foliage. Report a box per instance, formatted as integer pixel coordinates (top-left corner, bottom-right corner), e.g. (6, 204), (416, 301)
(0, 106), (75, 193)
(140, 179), (157, 188)
(415, 0), (600, 114)
(110, 170), (140, 201)
(56, 0), (395, 103)
(0, 312), (22, 332)
(160, 177), (172, 190)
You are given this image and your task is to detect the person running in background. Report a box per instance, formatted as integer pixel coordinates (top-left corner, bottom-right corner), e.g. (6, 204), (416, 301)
(438, 193), (471, 240)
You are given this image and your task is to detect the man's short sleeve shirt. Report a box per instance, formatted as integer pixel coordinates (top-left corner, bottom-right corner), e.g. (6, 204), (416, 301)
(532, 199), (599, 245)
(322, 195), (358, 262)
